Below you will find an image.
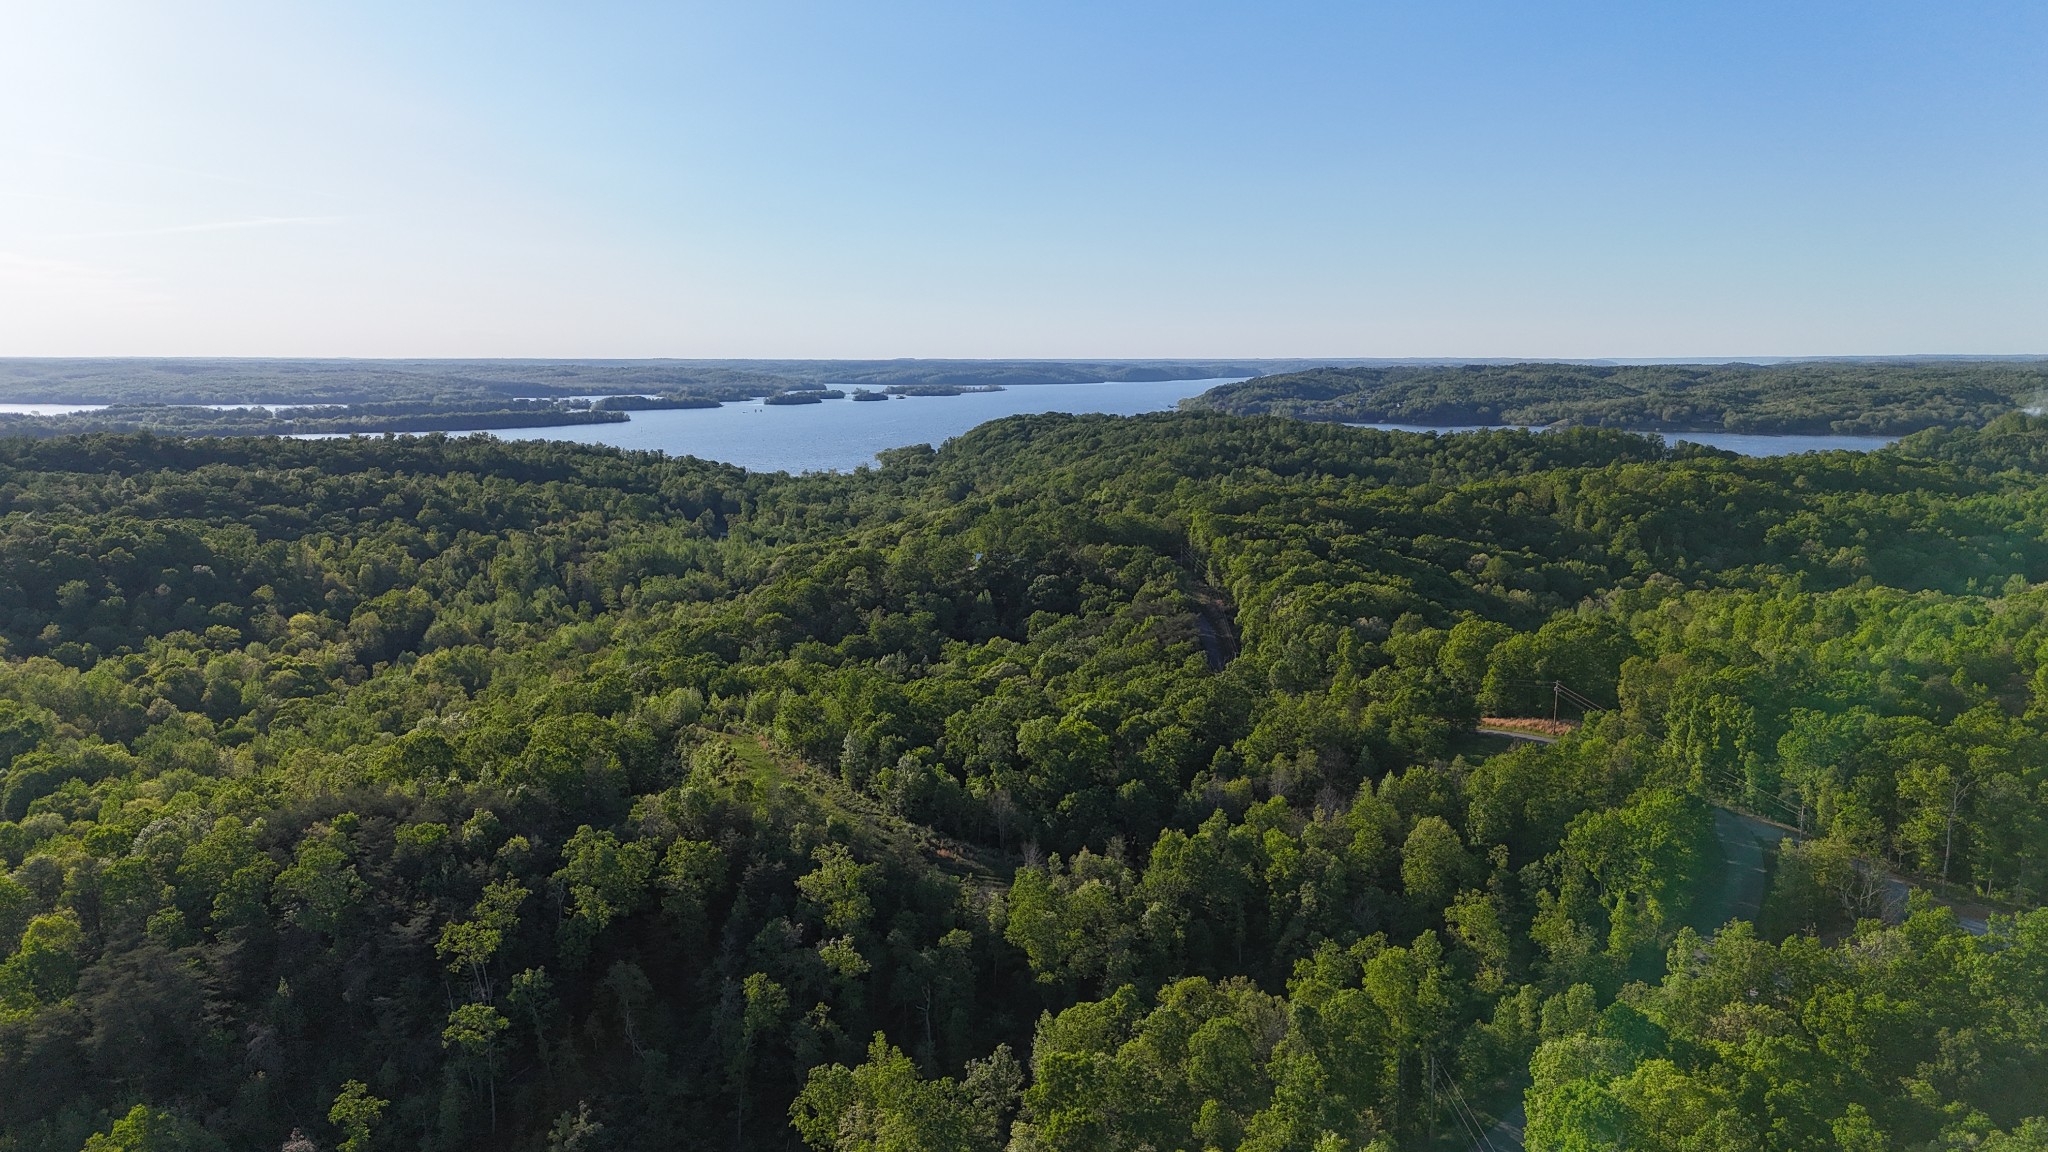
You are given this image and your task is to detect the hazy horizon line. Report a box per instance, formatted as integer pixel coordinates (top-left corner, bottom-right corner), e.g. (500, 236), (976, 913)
(3, 354), (2045, 365)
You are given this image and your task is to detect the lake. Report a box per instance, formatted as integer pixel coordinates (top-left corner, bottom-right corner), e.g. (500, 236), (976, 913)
(294, 381), (1896, 472)
(473, 378), (1237, 472)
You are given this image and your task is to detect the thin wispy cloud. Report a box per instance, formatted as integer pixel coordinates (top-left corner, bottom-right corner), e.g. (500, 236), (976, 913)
(50, 215), (346, 241)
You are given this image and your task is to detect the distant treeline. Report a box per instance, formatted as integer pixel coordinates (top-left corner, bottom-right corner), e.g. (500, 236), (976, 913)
(1187, 360), (2048, 435)
(0, 358), (1293, 407)
(0, 381), (1047, 438)
(0, 400), (628, 439)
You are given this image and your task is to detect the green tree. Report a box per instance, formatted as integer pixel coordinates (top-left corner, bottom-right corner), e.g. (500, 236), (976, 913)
(443, 1003), (510, 1131)
(436, 879), (528, 1001)
(791, 1033), (1010, 1152)
(1400, 816), (1471, 909)
(329, 1080), (387, 1152)
(273, 827), (364, 938)
(552, 826), (655, 961)
(79, 1104), (217, 1152)
(0, 910), (84, 1011)
(796, 844), (877, 936)
(732, 973), (792, 1145)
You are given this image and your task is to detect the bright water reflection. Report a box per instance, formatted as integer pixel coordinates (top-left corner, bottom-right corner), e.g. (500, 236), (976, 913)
(0, 404), (104, 416)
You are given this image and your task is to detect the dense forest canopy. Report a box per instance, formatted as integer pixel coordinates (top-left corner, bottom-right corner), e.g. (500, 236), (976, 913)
(1187, 360), (2048, 436)
(0, 413), (2045, 1151)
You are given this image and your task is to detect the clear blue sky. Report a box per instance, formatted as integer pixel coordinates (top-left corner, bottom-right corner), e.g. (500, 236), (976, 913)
(3, 1), (2043, 357)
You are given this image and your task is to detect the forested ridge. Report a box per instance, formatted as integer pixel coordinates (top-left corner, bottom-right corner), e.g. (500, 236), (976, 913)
(1187, 361), (2048, 436)
(0, 360), (1280, 407)
(1, 414), (2046, 1151)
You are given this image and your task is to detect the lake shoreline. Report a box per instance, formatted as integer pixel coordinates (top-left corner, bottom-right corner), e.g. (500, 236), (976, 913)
(0, 384), (1906, 470)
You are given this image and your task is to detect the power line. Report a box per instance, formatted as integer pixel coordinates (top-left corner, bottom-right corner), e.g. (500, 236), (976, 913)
(1438, 1072), (1489, 1152)
(1448, 1075), (1510, 1152)
(1431, 1058), (1500, 1152)
(1553, 681), (1606, 713)
(1706, 766), (1807, 828)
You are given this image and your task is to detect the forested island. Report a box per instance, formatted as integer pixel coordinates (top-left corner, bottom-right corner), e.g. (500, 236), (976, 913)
(0, 413), (2046, 1151)
(1187, 360), (2048, 436)
(884, 384), (1006, 396)
(761, 390), (848, 406)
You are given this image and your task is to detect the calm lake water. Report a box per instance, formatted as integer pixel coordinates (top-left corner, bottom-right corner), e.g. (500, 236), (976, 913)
(475, 378), (1236, 472)
(280, 381), (1897, 472)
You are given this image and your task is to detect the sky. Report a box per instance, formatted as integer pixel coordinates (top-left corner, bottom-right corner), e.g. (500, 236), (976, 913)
(1, 1), (2043, 359)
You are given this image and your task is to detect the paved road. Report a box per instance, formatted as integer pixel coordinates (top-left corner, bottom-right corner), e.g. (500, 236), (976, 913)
(1695, 807), (1802, 931)
(1476, 1103), (1526, 1151)
(1474, 726), (1559, 744)
(1705, 806), (1990, 935)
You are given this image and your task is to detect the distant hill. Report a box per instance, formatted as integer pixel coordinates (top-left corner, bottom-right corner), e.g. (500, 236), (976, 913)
(1184, 359), (2048, 435)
